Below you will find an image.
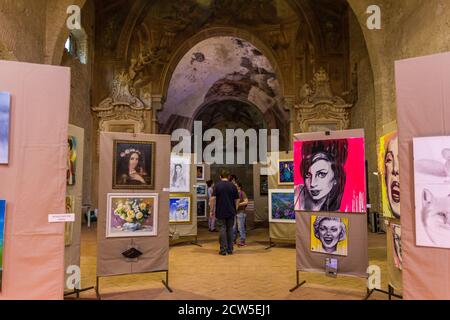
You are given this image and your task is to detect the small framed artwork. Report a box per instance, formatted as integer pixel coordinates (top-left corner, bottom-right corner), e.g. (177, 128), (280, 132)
(268, 189), (295, 223)
(0, 92), (11, 165)
(106, 193), (158, 238)
(278, 160), (294, 185)
(310, 215), (348, 256)
(67, 136), (77, 186)
(197, 199), (207, 221)
(170, 154), (191, 193)
(196, 164), (205, 181)
(113, 140), (156, 190)
(196, 183), (207, 197)
(260, 175), (268, 196)
(0, 200), (6, 291)
(65, 196), (75, 247)
(169, 194), (192, 224)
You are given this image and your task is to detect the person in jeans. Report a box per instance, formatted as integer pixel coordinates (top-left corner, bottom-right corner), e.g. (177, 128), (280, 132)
(210, 170), (240, 255)
(206, 180), (216, 232)
(234, 181), (249, 247)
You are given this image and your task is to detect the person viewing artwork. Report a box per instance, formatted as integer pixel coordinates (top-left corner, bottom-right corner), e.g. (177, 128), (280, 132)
(294, 137), (366, 213)
(379, 132), (400, 219)
(311, 215), (348, 256)
(113, 140), (155, 189)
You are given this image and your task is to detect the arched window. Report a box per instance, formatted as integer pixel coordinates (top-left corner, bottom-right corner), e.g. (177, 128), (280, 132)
(64, 28), (88, 64)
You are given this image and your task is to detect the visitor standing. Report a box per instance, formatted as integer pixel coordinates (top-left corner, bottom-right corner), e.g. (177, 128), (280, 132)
(210, 170), (240, 255)
(206, 180), (216, 232)
(234, 182), (249, 247)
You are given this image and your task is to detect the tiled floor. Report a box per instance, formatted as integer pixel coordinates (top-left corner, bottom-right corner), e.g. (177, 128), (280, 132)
(74, 224), (395, 300)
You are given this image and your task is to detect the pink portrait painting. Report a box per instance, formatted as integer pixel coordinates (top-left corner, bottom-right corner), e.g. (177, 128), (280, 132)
(294, 137), (366, 213)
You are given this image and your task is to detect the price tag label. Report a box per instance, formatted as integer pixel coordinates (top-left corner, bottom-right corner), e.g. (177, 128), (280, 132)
(48, 214), (75, 223)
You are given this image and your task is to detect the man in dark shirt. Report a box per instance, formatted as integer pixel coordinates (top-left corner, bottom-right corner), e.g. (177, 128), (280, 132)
(210, 170), (240, 255)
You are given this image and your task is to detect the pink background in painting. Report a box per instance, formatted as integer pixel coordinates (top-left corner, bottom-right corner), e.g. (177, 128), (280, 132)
(0, 60), (70, 299)
(294, 137), (366, 213)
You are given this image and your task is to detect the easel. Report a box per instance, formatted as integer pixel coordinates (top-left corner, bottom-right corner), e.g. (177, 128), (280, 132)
(95, 270), (173, 300)
(363, 284), (403, 300)
(64, 286), (96, 299)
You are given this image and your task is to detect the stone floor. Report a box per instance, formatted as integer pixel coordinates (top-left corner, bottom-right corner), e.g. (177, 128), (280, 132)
(74, 224), (395, 300)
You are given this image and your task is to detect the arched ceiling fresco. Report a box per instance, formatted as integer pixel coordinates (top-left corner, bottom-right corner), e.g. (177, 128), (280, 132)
(159, 36), (286, 131)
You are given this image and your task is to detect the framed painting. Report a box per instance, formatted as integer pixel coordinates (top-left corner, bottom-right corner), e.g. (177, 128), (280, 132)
(0, 200), (5, 291)
(268, 189), (295, 223)
(278, 160), (294, 185)
(113, 140), (156, 190)
(197, 199), (207, 221)
(196, 183), (207, 197)
(170, 154), (191, 193)
(294, 137), (366, 213)
(391, 223), (402, 271)
(310, 215), (348, 257)
(413, 136), (450, 248)
(169, 194), (192, 224)
(64, 196), (75, 247)
(379, 131), (400, 219)
(196, 164), (205, 181)
(67, 136), (77, 186)
(106, 193), (158, 238)
(0, 92), (10, 165)
(260, 175), (268, 196)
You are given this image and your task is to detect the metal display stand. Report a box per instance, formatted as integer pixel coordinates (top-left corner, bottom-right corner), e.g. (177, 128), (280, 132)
(289, 270), (307, 292)
(265, 237), (295, 250)
(95, 270), (173, 300)
(64, 286), (96, 299)
(170, 235), (203, 247)
(363, 285), (403, 300)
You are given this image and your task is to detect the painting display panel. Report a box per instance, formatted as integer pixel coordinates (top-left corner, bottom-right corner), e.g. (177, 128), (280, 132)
(0, 92), (10, 165)
(0, 200), (5, 291)
(269, 190), (295, 223)
(278, 160), (294, 185)
(113, 140), (155, 190)
(413, 136), (450, 248)
(170, 154), (191, 193)
(106, 194), (158, 238)
(169, 195), (192, 224)
(294, 137), (366, 213)
(310, 215), (348, 256)
(379, 131), (400, 219)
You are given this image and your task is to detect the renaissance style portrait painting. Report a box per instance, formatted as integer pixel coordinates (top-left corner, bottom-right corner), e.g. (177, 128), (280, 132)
(197, 199), (207, 220)
(294, 137), (366, 213)
(0, 200), (5, 291)
(413, 136), (450, 248)
(170, 154), (191, 193)
(169, 195), (192, 224)
(113, 140), (155, 190)
(310, 215), (348, 256)
(64, 196), (74, 247)
(278, 160), (294, 185)
(379, 132), (400, 219)
(0, 92), (10, 165)
(106, 193), (158, 238)
(391, 223), (402, 271)
(67, 136), (77, 186)
(269, 190), (295, 223)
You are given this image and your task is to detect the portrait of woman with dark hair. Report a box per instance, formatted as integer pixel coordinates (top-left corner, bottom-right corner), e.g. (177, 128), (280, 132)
(113, 141), (155, 189)
(311, 215), (348, 256)
(295, 139), (348, 212)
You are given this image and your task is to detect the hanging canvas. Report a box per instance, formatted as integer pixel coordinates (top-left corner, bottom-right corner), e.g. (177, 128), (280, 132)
(64, 196), (75, 247)
(379, 131), (400, 219)
(294, 137), (366, 213)
(310, 215), (348, 256)
(0, 93), (10, 165)
(197, 199), (207, 220)
(113, 140), (155, 190)
(196, 165), (205, 181)
(278, 160), (294, 185)
(106, 193), (158, 238)
(260, 175), (268, 196)
(268, 189), (295, 223)
(413, 136), (450, 248)
(169, 195), (192, 224)
(196, 183), (207, 197)
(170, 154), (191, 193)
(391, 223), (402, 271)
(0, 200), (5, 291)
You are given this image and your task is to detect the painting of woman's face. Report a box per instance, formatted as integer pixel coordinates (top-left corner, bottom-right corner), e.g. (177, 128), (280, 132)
(318, 219), (341, 251)
(385, 137), (400, 218)
(129, 152), (140, 170)
(311, 215), (348, 256)
(305, 158), (335, 201)
(175, 165), (182, 175)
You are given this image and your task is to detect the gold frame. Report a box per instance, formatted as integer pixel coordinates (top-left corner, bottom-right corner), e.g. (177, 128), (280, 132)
(278, 159), (294, 185)
(112, 140), (156, 190)
(169, 194), (192, 225)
